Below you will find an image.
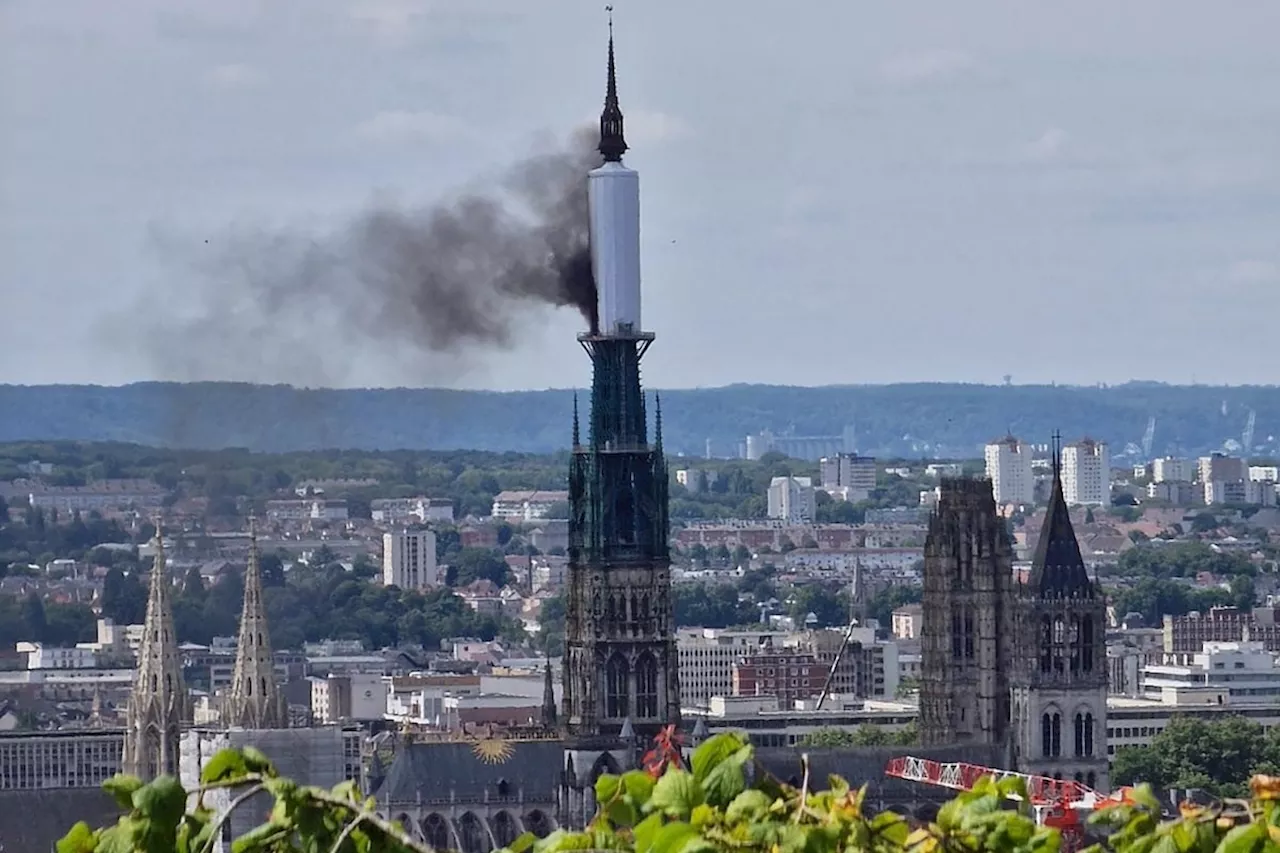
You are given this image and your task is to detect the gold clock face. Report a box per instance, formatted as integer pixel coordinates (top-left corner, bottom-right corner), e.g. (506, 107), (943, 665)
(471, 737), (515, 764)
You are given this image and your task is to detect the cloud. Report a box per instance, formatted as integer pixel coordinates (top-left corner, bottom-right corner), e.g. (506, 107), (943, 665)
(203, 63), (261, 89)
(1227, 259), (1279, 285)
(354, 109), (471, 145)
(622, 110), (690, 145)
(1020, 127), (1069, 163)
(879, 49), (975, 84)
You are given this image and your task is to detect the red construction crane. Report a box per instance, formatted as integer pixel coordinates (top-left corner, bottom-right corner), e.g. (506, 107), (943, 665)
(884, 756), (1138, 852)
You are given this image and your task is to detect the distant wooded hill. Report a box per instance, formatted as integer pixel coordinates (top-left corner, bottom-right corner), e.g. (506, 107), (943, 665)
(0, 382), (1276, 458)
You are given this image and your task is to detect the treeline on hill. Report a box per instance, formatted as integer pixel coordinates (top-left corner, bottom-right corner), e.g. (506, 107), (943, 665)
(1106, 542), (1260, 626)
(3, 380), (1278, 456)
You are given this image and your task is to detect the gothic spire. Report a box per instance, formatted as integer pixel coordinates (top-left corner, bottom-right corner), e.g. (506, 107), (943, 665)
(123, 521), (188, 779)
(572, 392), (580, 447)
(225, 517), (286, 728)
(542, 658), (557, 729)
(654, 393), (663, 450)
(1028, 432), (1094, 598)
(598, 9), (627, 162)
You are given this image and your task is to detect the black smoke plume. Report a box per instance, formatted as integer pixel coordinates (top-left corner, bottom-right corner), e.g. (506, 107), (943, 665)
(127, 129), (601, 387)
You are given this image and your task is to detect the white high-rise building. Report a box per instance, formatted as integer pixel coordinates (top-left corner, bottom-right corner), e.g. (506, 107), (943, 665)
(1152, 457), (1193, 483)
(382, 529), (440, 590)
(767, 476), (815, 523)
(819, 453), (876, 502)
(1062, 439), (1110, 506)
(984, 436), (1034, 505)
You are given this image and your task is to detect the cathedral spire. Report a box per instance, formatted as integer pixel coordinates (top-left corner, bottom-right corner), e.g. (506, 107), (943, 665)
(123, 521), (188, 779)
(225, 517), (286, 728)
(1028, 432), (1094, 599)
(542, 658), (558, 729)
(598, 8), (627, 162)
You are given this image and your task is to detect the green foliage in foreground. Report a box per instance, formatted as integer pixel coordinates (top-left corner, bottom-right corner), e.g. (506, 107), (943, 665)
(58, 735), (1280, 853)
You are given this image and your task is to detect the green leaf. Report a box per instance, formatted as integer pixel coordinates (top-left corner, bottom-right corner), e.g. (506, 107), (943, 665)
(699, 745), (750, 807)
(596, 773), (622, 804)
(633, 813), (664, 853)
(241, 746), (276, 775)
(606, 797), (638, 828)
(649, 769), (703, 820)
(231, 821), (290, 853)
(508, 831), (537, 853)
(690, 732), (746, 783)
(622, 770), (656, 805)
(132, 775), (188, 827)
(200, 748), (249, 784)
(725, 789), (773, 824)
(102, 774), (144, 810)
(57, 822), (96, 853)
(1220, 822), (1267, 853)
(649, 821), (697, 853)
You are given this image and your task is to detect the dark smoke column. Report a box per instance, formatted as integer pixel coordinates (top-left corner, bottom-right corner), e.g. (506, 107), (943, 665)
(559, 18), (679, 783)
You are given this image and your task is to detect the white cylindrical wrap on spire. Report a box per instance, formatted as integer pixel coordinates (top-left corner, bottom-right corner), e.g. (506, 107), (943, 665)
(588, 161), (641, 336)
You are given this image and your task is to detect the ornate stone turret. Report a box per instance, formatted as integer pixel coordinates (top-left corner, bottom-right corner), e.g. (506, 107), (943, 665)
(122, 524), (189, 779)
(224, 519), (286, 729)
(542, 658), (558, 729)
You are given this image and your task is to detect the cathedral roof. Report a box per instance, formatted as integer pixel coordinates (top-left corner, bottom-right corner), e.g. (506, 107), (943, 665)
(1028, 446), (1095, 599)
(374, 739), (564, 804)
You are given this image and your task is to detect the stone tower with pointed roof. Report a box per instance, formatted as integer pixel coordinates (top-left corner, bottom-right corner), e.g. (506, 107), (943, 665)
(1010, 435), (1108, 789)
(123, 526), (189, 779)
(224, 521), (287, 729)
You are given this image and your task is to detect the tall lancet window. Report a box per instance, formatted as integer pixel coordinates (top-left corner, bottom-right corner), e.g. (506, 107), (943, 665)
(1082, 616), (1095, 672)
(1069, 617), (1081, 674)
(1039, 615), (1053, 674)
(606, 654), (629, 718)
(635, 653), (658, 717)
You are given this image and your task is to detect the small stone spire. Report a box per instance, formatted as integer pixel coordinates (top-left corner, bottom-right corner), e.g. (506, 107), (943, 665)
(225, 517), (286, 728)
(572, 392), (581, 447)
(598, 7), (627, 162)
(542, 658), (558, 729)
(123, 521), (188, 779)
(654, 393), (663, 451)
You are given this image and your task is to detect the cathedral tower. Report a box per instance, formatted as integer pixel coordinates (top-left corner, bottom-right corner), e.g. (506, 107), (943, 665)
(1010, 436), (1108, 788)
(123, 525), (189, 779)
(919, 479), (1014, 748)
(562, 20), (679, 744)
(224, 520), (287, 729)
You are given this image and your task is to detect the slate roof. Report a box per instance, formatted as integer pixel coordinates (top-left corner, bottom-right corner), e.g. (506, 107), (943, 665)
(375, 739), (564, 804)
(1027, 465), (1095, 599)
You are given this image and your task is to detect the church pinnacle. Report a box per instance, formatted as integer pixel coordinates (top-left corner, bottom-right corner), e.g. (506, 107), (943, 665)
(225, 518), (286, 728)
(123, 521), (188, 779)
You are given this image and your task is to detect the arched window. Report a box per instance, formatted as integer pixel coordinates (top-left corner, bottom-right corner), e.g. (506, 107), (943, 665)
(523, 810), (553, 839)
(1041, 713), (1053, 758)
(635, 654), (659, 718)
(246, 677), (253, 696)
(421, 814), (450, 851)
(1082, 616), (1095, 672)
(1069, 617), (1081, 674)
(1039, 615), (1052, 674)
(964, 611), (975, 659)
(605, 654), (629, 718)
(1074, 713), (1084, 757)
(1074, 772), (1084, 783)
(952, 606), (963, 658)
(458, 812), (488, 853)
(1084, 712), (1095, 756)
(1053, 617), (1065, 674)
(1086, 772), (1097, 789)
(492, 812), (519, 848)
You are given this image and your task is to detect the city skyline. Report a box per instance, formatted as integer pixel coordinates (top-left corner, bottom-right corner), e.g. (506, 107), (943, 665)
(3, 0), (1279, 391)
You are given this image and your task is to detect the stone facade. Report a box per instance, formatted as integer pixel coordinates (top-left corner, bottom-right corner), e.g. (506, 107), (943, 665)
(920, 457), (1109, 789)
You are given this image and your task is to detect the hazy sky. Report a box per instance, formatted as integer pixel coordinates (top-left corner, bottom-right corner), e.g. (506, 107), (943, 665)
(3, 0), (1279, 390)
